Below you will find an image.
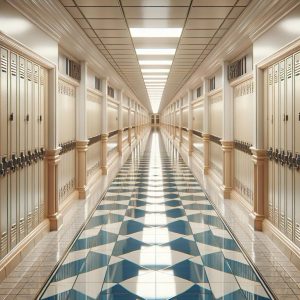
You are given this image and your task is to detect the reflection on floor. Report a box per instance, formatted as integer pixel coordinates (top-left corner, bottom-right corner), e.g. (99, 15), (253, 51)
(40, 130), (272, 300)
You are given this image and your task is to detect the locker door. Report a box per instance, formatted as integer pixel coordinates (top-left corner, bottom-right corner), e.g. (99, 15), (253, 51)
(279, 60), (286, 233)
(33, 64), (39, 228)
(267, 67), (274, 223)
(9, 52), (18, 249)
(19, 57), (26, 241)
(26, 61), (33, 234)
(0, 47), (9, 259)
(294, 52), (300, 246)
(286, 56), (294, 239)
(273, 63), (280, 227)
(39, 68), (45, 221)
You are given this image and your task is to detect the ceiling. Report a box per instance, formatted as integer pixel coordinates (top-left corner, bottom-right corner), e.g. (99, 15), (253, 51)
(59, 0), (251, 112)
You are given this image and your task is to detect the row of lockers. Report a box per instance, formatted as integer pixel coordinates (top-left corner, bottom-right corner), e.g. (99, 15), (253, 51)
(266, 50), (300, 246)
(0, 46), (46, 259)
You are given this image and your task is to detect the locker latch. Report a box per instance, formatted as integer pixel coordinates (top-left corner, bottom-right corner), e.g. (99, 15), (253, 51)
(287, 151), (293, 168)
(11, 154), (18, 172)
(0, 158), (5, 176)
(295, 153), (300, 171)
(9, 113), (14, 121)
(274, 148), (279, 162)
(39, 148), (45, 160)
(27, 151), (33, 165)
(20, 152), (26, 168)
(267, 147), (273, 160)
(280, 150), (286, 165)
(33, 149), (39, 163)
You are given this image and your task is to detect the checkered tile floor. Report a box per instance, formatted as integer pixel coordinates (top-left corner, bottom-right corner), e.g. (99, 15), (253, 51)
(40, 130), (272, 300)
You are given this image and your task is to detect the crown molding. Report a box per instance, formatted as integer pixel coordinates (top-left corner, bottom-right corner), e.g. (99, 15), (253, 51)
(7, 0), (151, 112)
(161, 0), (300, 112)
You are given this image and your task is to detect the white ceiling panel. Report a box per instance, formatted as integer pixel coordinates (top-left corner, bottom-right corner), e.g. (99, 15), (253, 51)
(101, 37), (132, 44)
(66, 7), (83, 18)
(186, 19), (224, 29)
(123, 7), (188, 19)
(121, 0), (191, 6)
(189, 7), (232, 18)
(127, 19), (185, 28)
(192, 0), (236, 6)
(181, 37), (211, 44)
(89, 19), (127, 29)
(76, 18), (90, 28)
(75, 0), (119, 5)
(61, 0), (251, 112)
(95, 30), (130, 38)
(182, 29), (216, 37)
(80, 7), (123, 18)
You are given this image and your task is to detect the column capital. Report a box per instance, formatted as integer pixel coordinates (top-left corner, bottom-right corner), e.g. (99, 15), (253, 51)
(101, 133), (109, 140)
(46, 147), (61, 164)
(221, 140), (234, 150)
(76, 140), (89, 149)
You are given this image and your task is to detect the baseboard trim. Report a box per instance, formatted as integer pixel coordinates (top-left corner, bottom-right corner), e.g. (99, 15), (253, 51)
(0, 219), (50, 281)
(263, 219), (300, 269)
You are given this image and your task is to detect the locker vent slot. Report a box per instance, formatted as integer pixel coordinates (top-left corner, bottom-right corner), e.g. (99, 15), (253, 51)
(27, 68), (32, 81)
(11, 224), (17, 245)
(11, 59), (17, 76)
(280, 214), (285, 230)
(287, 218), (293, 236)
(295, 224), (300, 242)
(1, 233), (7, 258)
(20, 63), (25, 79)
(34, 68), (38, 83)
(27, 213), (32, 233)
(1, 54), (7, 73)
(268, 73), (272, 85)
(268, 204), (273, 220)
(19, 219), (25, 239)
(287, 63), (292, 78)
(280, 66), (285, 81)
(274, 69), (278, 83)
(295, 59), (300, 76)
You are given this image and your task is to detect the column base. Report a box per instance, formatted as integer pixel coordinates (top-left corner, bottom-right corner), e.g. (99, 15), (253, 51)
(102, 166), (108, 175)
(204, 166), (209, 175)
(49, 213), (63, 231)
(249, 212), (264, 231)
(78, 185), (89, 199)
(220, 185), (232, 199)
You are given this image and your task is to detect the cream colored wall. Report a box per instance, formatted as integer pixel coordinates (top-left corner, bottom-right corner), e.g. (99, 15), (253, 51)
(182, 108), (188, 128)
(193, 102), (203, 132)
(0, 1), (58, 64)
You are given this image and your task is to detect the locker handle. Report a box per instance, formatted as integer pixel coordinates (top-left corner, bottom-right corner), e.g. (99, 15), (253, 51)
(39, 115), (42, 122)
(26, 114), (29, 122)
(9, 113), (14, 121)
(298, 112), (300, 121)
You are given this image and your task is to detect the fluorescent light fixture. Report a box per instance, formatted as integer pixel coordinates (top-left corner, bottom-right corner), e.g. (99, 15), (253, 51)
(130, 28), (182, 38)
(144, 79), (167, 82)
(136, 48), (176, 55)
(142, 69), (169, 73)
(139, 60), (172, 66)
(143, 75), (168, 78)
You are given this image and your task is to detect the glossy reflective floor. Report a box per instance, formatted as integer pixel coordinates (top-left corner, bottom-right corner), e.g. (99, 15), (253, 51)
(40, 130), (272, 300)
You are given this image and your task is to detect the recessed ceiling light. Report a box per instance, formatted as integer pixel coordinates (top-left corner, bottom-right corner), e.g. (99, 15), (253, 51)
(144, 79), (167, 82)
(139, 60), (172, 66)
(136, 49), (176, 55)
(130, 28), (182, 38)
(143, 75), (168, 78)
(142, 69), (170, 73)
